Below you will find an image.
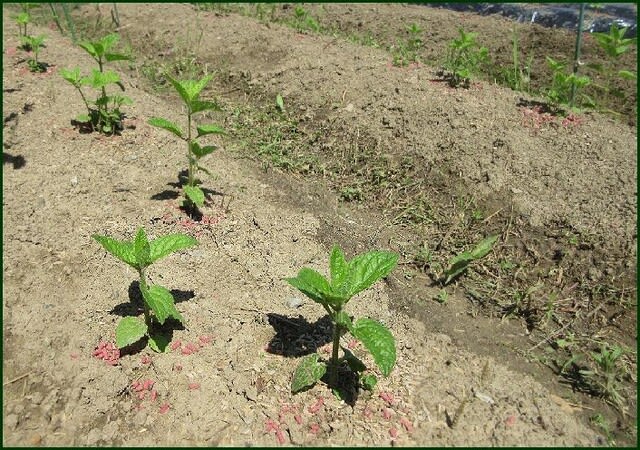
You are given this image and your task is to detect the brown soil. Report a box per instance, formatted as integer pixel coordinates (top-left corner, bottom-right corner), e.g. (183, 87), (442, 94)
(3, 3), (637, 447)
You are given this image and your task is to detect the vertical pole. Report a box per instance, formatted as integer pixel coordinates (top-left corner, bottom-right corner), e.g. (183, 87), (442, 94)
(48, 3), (64, 35)
(570, 3), (586, 107)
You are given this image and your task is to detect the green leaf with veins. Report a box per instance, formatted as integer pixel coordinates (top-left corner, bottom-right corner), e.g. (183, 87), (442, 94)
(292, 353), (327, 393)
(141, 284), (184, 325)
(196, 124), (225, 138)
(92, 234), (137, 268)
(133, 227), (151, 268)
(148, 234), (198, 264)
(148, 117), (184, 139)
(352, 318), (396, 377)
(184, 185), (205, 207)
(148, 332), (170, 353)
(115, 317), (147, 348)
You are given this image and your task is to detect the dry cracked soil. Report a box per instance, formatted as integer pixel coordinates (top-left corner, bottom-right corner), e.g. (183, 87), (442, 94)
(2, 3), (637, 447)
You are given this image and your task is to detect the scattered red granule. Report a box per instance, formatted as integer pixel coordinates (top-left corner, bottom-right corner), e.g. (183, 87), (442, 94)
(562, 113), (583, 128)
(138, 391), (146, 400)
(173, 364), (183, 372)
(382, 408), (394, 420)
(159, 403), (170, 414)
(150, 390), (158, 402)
(92, 341), (120, 365)
(275, 429), (286, 445)
(309, 423), (320, 434)
(142, 379), (154, 390)
(379, 391), (396, 406)
(363, 407), (373, 419)
(140, 355), (152, 365)
(505, 415), (517, 427)
(400, 417), (414, 433)
(70, 352), (79, 360)
(294, 414), (303, 425)
(199, 335), (213, 345)
(188, 382), (200, 390)
(308, 397), (324, 414)
(347, 339), (358, 349)
(389, 427), (399, 439)
(265, 419), (280, 433)
(170, 340), (182, 351)
(6, 47), (17, 57)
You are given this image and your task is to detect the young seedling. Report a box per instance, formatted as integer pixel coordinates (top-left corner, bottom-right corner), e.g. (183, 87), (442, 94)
(60, 34), (132, 134)
(441, 234), (499, 285)
(148, 74), (225, 213)
(545, 56), (593, 110)
(391, 23), (423, 67)
(14, 3), (39, 47)
(286, 245), (398, 395)
(590, 24), (637, 104)
(442, 28), (490, 88)
(22, 34), (46, 73)
(93, 227), (197, 353)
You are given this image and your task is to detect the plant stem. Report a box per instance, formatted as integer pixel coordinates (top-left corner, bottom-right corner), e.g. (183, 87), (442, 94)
(330, 321), (342, 387)
(187, 110), (194, 187)
(138, 268), (152, 329)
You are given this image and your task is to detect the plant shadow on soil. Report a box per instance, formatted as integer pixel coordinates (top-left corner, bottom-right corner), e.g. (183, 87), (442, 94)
(3, 152), (26, 169)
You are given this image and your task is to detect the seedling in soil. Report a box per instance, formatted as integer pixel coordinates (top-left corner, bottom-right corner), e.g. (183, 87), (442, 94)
(21, 34), (47, 73)
(589, 24), (637, 105)
(441, 28), (490, 88)
(60, 34), (132, 134)
(545, 56), (593, 110)
(580, 343), (627, 409)
(276, 94), (285, 112)
(93, 227), (197, 353)
(441, 234), (499, 285)
(14, 3), (39, 46)
(286, 245), (398, 397)
(391, 23), (423, 67)
(149, 74), (225, 214)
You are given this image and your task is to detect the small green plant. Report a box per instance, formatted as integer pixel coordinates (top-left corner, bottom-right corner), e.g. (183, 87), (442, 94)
(148, 74), (225, 211)
(442, 28), (490, 87)
(275, 94), (285, 112)
(60, 34), (132, 134)
(290, 5), (320, 33)
(590, 24), (637, 104)
(545, 56), (593, 109)
(286, 245), (398, 395)
(391, 23), (423, 67)
(581, 343), (626, 408)
(22, 34), (46, 73)
(442, 234), (499, 285)
(93, 227), (198, 352)
(436, 289), (448, 304)
(14, 3), (39, 46)
(498, 25), (533, 92)
(590, 413), (616, 446)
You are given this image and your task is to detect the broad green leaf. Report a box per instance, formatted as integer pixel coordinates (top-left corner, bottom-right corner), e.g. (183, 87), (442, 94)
(352, 318), (396, 377)
(185, 75), (213, 103)
(166, 74), (192, 107)
(191, 141), (217, 158)
(60, 67), (82, 85)
(115, 317), (147, 349)
(148, 333), (170, 353)
(276, 94), (285, 111)
(133, 228), (151, 268)
(343, 251), (398, 298)
(341, 347), (366, 372)
(444, 251), (473, 285)
(149, 233), (198, 264)
(141, 284), (184, 325)
(196, 123), (225, 138)
(291, 353), (327, 393)
(469, 234), (499, 260)
(329, 245), (349, 290)
(78, 41), (97, 58)
(191, 100), (220, 114)
(75, 114), (91, 123)
(84, 69), (120, 89)
(105, 53), (130, 62)
(148, 117), (184, 139)
(184, 185), (205, 207)
(361, 374), (378, 391)
(93, 234), (137, 269)
(97, 34), (119, 54)
(286, 268), (343, 307)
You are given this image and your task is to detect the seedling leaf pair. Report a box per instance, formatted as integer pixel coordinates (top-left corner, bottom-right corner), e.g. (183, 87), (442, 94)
(93, 228), (197, 352)
(148, 74), (225, 210)
(286, 245), (398, 394)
